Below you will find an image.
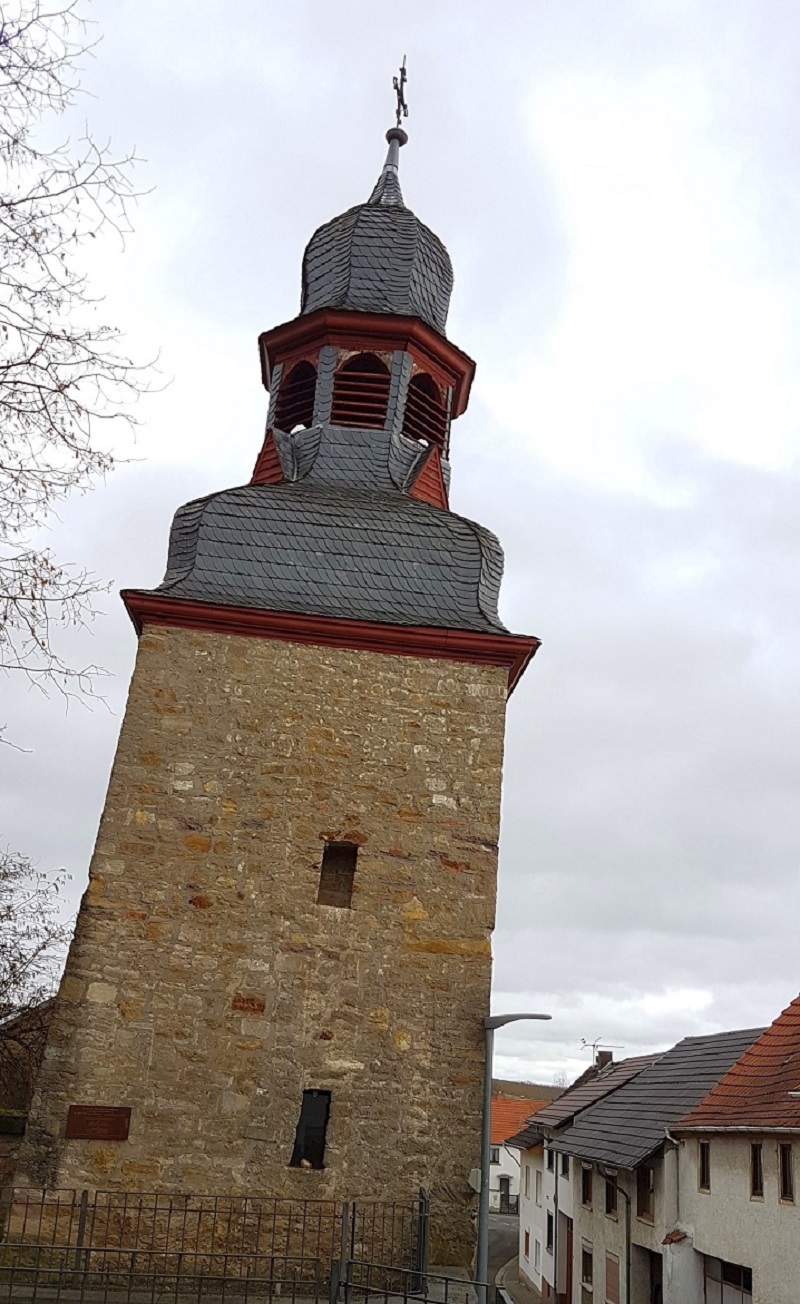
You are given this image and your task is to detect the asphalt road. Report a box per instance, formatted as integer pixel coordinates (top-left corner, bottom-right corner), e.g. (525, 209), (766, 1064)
(488, 1213), (519, 1284)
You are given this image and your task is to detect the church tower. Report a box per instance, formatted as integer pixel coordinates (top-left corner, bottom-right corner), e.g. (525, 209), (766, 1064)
(16, 121), (539, 1264)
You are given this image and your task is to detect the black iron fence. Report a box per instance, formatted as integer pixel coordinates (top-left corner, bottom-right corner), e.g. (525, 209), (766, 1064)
(0, 1187), (441, 1304)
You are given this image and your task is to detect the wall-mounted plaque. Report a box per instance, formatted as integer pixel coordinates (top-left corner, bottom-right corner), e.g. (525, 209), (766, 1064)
(65, 1105), (131, 1141)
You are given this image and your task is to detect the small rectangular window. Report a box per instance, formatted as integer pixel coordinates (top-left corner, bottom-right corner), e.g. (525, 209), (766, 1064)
(289, 1089), (331, 1169)
(524, 1230), (530, 1259)
(581, 1245), (593, 1286)
(698, 1140), (711, 1192)
(546, 1146), (555, 1172)
(535, 1168), (543, 1205)
(750, 1142), (764, 1199)
(605, 1253), (620, 1304)
(561, 1153), (570, 1178)
(581, 1163), (593, 1207)
(534, 1240), (541, 1272)
(524, 1164), (530, 1199)
(545, 1211), (554, 1253)
(780, 1143), (794, 1202)
(636, 1165), (655, 1220)
(317, 842), (357, 908)
(605, 1175), (618, 1217)
(490, 1145), (500, 1164)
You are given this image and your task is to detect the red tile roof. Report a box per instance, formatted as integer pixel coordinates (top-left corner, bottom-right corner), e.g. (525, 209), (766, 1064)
(678, 992), (800, 1131)
(491, 1094), (549, 1144)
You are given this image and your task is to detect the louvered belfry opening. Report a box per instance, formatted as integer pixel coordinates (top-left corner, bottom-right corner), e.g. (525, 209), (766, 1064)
(331, 352), (391, 429)
(275, 359), (317, 432)
(402, 373), (448, 447)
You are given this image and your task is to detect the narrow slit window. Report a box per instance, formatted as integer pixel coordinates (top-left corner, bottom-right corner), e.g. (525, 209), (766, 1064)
(317, 842), (358, 908)
(750, 1142), (764, 1198)
(289, 1089), (331, 1170)
(698, 1140), (711, 1192)
(780, 1143), (794, 1202)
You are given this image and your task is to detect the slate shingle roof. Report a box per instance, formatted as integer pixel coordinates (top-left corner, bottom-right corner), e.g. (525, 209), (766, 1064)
(504, 1056), (660, 1149)
(678, 993), (800, 1131)
(145, 480), (507, 634)
(301, 157), (454, 335)
(548, 1029), (764, 1170)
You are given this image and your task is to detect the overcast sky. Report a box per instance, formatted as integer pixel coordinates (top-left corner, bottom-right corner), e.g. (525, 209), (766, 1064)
(4, 0), (800, 1083)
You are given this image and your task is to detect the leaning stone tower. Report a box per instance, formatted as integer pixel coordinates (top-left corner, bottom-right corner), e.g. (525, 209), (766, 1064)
(16, 125), (539, 1263)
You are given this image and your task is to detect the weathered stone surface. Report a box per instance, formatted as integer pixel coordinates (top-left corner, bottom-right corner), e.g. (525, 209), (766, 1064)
(16, 628), (508, 1266)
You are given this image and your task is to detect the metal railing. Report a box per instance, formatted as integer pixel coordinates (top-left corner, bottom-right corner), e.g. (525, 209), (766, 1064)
(0, 1188), (429, 1304)
(340, 1259), (481, 1304)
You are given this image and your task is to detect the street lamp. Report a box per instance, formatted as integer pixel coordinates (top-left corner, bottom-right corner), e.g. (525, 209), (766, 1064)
(476, 1012), (552, 1303)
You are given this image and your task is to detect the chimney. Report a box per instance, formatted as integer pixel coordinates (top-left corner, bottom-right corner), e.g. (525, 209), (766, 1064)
(596, 1050), (613, 1069)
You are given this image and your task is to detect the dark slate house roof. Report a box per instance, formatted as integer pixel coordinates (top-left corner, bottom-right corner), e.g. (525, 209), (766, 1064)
(301, 146), (454, 335)
(548, 1029), (764, 1170)
(505, 1056), (661, 1149)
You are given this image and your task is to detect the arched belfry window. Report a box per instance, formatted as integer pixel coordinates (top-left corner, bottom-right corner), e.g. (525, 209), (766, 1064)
(275, 360), (317, 432)
(402, 373), (448, 447)
(331, 353), (391, 429)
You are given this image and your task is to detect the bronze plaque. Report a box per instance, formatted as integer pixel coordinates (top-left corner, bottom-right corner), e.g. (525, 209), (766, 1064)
(65, 1105), (131, 1141)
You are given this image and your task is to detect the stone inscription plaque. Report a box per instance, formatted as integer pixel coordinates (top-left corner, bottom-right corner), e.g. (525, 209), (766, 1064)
(65, 1105), (131, 1141)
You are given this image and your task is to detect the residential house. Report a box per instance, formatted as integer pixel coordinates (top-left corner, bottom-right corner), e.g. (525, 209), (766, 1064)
(490, 1089), (554, 1213)
(546, 1029), (762, 1304)
(507, 1054), (660, 1300)
(673, 994), (800, 1304)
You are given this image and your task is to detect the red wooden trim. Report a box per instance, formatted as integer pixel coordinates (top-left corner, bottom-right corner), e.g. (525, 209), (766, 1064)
(251, 429), (284, 485)
(121, 591), (538, 693)
(409, 446), (449, 510)
(259, 309), (475, 416)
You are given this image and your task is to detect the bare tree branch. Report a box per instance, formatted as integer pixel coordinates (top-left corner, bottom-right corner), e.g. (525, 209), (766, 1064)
(0, 0), (149, 696)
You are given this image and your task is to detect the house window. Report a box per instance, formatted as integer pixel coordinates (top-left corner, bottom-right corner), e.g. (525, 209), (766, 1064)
(605, 1252), (620, 1304)
(636, 1164), (655, 1221)
(545, 1211), (554, 1254)
(490, 1146), (500, 1164)
(274, 359), (317, 432)
(704, 1256), (752, 1303)
(317, 842), (357, 908)
(523, 1230), (530, 1259)
(331, 353), (391, 429)
(524, 1164), (530, 1199)
(289, 1090), (331, 1169)
(561, 1153), (570, 1178)
(698, 1140), (711, 1192)
(546, 1146), (555, 1172)
(750, 1142), (764, 1199)
(535, 1168), (543, 1205)
(534, 1240), (541, 1273)
(780, 1143), (794, 1202)
(581, 1163), (593, 1207)
(605, 1174), (618, 1218)
(581, 1245), (593, 1285)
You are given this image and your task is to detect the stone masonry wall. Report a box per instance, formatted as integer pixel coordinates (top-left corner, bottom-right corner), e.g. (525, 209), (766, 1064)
(15, 626), (509, 1265)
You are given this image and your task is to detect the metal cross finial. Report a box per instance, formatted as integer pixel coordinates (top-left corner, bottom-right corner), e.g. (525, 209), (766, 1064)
(393, 56), (408, 129)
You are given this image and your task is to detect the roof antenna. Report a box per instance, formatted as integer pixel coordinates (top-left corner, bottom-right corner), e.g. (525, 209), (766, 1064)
(393, 56), (409, 130)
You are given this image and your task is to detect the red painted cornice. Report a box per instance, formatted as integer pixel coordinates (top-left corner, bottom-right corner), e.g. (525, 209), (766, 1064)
(121, 591), (538, 693)
(258, 309), (476, 417)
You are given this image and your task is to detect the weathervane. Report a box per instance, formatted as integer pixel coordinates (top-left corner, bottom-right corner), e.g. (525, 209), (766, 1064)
(393, 56), (408, 129)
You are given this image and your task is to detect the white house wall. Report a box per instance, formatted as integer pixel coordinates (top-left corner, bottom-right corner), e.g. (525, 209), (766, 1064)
(678, 1134), (800, 1304)
(489, 1144), (522, 1211)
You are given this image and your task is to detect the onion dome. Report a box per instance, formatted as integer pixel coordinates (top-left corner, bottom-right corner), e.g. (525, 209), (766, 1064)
(300, 128), (454, 335)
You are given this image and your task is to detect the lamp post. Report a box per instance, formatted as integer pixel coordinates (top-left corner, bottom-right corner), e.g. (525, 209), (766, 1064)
(476, 1012), (552, 1303)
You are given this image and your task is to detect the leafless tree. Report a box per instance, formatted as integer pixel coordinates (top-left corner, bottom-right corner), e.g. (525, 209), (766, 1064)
(0, 850), (68, 1108)
(0, 0), (146, 697)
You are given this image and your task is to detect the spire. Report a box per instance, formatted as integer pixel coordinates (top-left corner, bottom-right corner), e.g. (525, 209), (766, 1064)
(368, 56), (409, 207)
(368, 126), (407, 207)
